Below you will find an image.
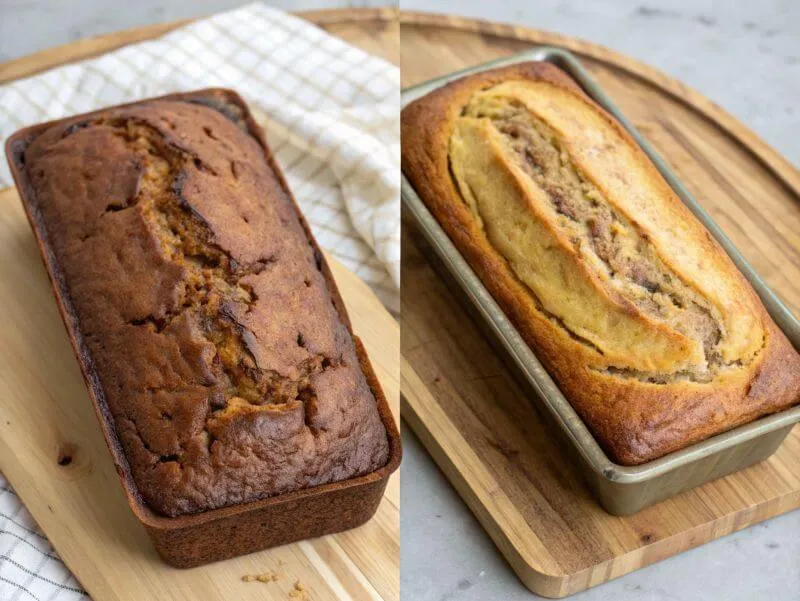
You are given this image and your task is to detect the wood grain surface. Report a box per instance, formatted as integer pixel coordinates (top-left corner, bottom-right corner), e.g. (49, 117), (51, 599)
(399, 12), (800, 599)
(0, 9), (399, 601)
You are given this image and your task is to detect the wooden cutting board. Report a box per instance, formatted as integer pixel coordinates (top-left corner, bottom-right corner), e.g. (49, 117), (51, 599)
(399, 12), (800, 599)
(0, 9), (399, 601)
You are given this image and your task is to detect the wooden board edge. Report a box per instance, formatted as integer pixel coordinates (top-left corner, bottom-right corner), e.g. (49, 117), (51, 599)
(1, 10), (795, 203)
(400, 358), (568, 596)
(560, 491), (800, 596)
(0, 7), (399, 85)
(301, 7), (399, 25)
(401, 357), (800, 598)
(0, 21), (186, 84)
(3, 10), (794, 202)
(398, 11), (800, 199)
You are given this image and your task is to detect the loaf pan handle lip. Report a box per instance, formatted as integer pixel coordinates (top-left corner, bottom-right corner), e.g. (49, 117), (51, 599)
(5, 87), (401, 532)
(400, 47), (800, 485)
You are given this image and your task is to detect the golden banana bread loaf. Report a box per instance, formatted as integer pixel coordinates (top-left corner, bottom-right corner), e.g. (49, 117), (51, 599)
(12, 91), (391, 516)
(401, 62), (800, 465)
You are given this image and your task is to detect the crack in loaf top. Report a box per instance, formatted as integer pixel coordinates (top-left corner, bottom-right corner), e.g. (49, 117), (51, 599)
(21, 97), (390, 516)
(448, 80), (766, 381)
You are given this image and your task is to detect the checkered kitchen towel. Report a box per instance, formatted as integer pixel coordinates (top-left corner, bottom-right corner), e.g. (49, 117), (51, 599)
(0, 4), (398, 599)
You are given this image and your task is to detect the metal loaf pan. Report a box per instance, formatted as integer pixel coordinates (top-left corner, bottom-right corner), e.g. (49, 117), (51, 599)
(6, 88), (401, 566)
(401, 48), (800, 516)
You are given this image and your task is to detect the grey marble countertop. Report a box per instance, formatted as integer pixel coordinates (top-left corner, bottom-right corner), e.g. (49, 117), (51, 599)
(0, 0), (388, 61)
(1, 1), (798, 600)
(402, 432), (800, 601)
(404, 0), (800, 168)
(6, 0), (795, 166)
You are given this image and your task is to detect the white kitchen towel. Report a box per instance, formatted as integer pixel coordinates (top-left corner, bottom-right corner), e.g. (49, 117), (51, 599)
(0, 475), (89, 601)
(0, 2), (400, 312)
(0, 4), (398, 600)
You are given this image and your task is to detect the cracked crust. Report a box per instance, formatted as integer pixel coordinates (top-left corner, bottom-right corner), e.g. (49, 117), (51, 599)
(19, 94), (390, 516)
(401, 61), (800, 465)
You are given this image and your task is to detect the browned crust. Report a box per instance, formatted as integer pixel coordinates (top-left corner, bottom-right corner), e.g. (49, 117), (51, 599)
(5, 89), (401, 538)
(401, 62), (800, 465)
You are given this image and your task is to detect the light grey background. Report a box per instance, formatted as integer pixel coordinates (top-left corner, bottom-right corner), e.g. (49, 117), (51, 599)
(0, 1), (387, 61)
(5, 0), (796, 165)
(403, 0), (800, 166)
(401, 2), (799, 601)
(1, 1), (798, 600)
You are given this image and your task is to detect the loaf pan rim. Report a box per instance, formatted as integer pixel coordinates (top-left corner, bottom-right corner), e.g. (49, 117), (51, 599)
(400, 48), (800, 484)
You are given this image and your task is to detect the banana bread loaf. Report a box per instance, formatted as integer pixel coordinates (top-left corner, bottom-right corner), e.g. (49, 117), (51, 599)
(13, 91), (390, 516)
(401, 62), (800, 465)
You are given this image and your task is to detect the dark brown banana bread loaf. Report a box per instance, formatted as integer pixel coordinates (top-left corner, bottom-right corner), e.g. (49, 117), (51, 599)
(18, 92), (390, 516)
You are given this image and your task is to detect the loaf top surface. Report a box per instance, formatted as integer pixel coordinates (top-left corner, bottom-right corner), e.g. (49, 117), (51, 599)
(401, 62), (800, 464)
(20, 94), (390, 516)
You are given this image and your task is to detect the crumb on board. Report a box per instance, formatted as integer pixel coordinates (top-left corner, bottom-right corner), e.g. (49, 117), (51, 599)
(289, 580), (310, 600)
(241, 570), (280, 583)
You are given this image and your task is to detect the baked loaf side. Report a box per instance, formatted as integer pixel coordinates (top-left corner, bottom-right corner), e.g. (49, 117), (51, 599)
(22, 96), (389, 516)
(401, 62), (800, 465)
